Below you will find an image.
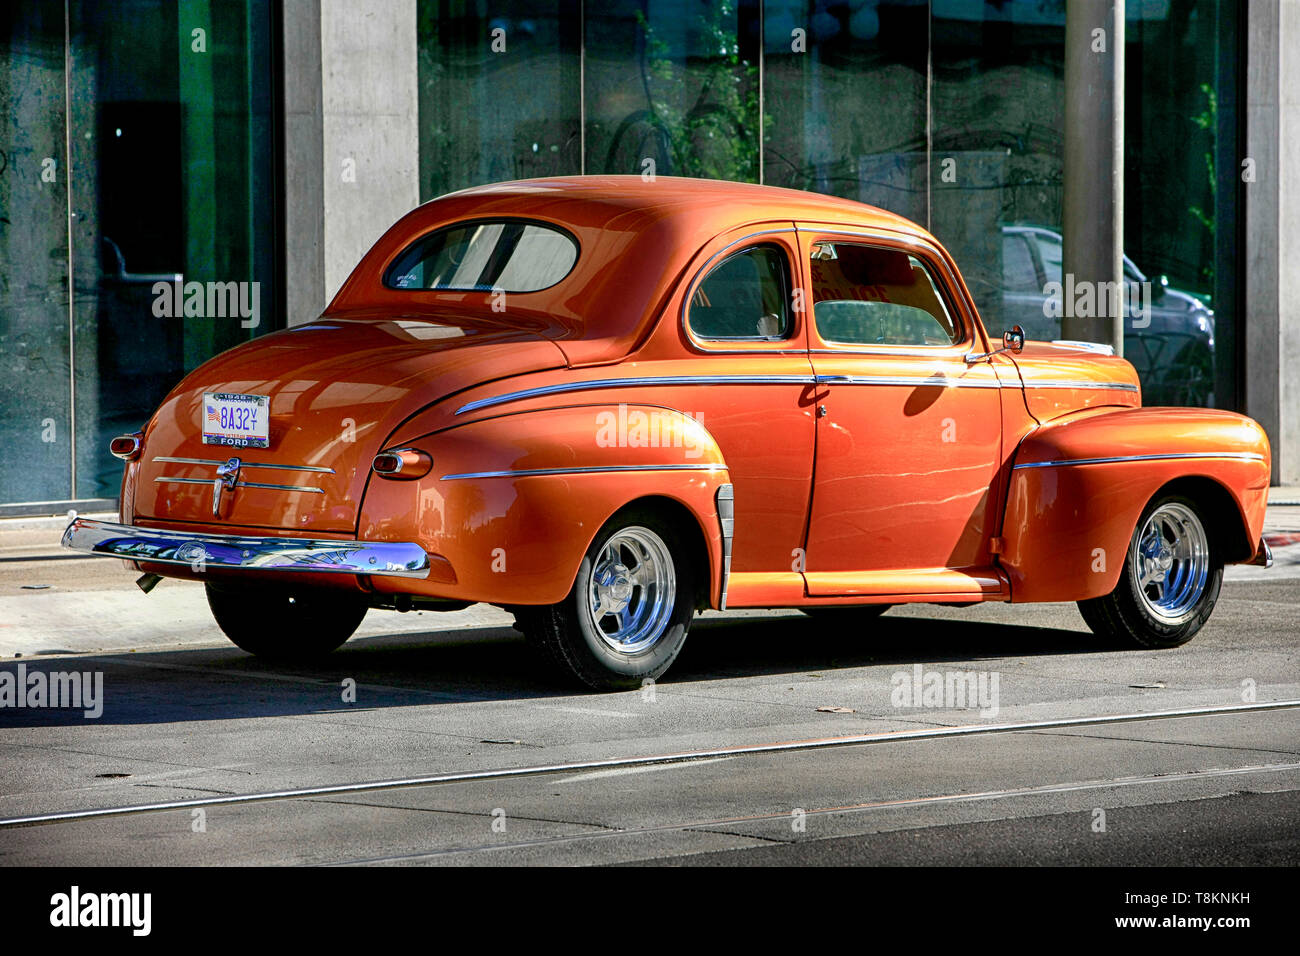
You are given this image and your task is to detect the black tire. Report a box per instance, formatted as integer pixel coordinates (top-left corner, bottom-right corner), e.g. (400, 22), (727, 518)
(1076, 493), (1223, 648)
(801, 604), (892, 623)
(513, 507), (698, 690)
(205, 582), (368, 660)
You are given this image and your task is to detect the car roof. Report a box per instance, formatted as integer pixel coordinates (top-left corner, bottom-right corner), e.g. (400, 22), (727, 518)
(432, 175), (920, 235)
(330, 176), (932, 366)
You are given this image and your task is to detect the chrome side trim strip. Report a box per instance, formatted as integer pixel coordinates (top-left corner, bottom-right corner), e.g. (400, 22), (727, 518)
(678, 348), (809, 356)
(153, 476), (218, 486)
(809, 347), (965, 358)
(1019, 380), (1139, 392)
(455, 375), (816, 416)
(153, 476), (325, 494)
(236, 480), (327, 493)
(152, 456), (335, 474)
(60, 517), (431, 579)
(440, 463), (729, 482)
(1050, 339), (1116, 355)
(815, 373), (1001, 389)
(1013, 452), (1267, 471)
(456, 374), (1139, 416)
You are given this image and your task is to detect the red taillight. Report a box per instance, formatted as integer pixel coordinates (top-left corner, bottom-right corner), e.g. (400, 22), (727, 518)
(109, 433), (143, 461)
(372, 448), (432, 480)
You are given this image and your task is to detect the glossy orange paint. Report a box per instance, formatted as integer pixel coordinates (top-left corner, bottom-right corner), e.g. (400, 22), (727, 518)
(1001, 408), (1270, 602)
(794, 226), (1005, 585)
(359, 404), (728, 606)
(109, 176), (1271, 613)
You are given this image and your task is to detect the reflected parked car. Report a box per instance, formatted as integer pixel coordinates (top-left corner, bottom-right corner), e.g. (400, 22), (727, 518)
(1001, 225), (1216, 407)
(64, 178), (1271, 689)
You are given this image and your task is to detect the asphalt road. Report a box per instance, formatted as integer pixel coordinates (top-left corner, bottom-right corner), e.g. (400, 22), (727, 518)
(0, 511), (1297, 866)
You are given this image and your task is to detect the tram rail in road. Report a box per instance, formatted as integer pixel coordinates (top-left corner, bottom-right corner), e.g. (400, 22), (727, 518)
(3, 698), (1297, 830)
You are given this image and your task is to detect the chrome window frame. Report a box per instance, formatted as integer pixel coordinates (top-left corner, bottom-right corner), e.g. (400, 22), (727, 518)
(380, 216), (582, 295)
(795, 226), (986, 360)
(678, 227), (805, 355)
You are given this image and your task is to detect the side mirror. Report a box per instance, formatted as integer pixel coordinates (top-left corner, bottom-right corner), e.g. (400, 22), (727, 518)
(1153, 274), (1169, 302)
(966, 325), (1026, 364)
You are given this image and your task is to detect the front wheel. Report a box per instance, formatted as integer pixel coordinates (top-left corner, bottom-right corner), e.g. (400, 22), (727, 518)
(1077, 494), (1223, 648)
(513, 508), (698, 690)
(206, 582), (368, 660)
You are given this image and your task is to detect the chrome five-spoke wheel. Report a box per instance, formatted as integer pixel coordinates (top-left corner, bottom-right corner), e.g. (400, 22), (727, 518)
(1077, 492), (1223, 649)
(513, 506), (698, 689)
(1131, 501), (1211, 624)
(587, 527), (676, 654)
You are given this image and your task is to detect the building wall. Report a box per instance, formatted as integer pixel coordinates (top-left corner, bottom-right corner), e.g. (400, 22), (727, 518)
(1246, 0), (1300, 484)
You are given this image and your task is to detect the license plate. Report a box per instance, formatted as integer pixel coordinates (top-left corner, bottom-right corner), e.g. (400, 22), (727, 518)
(202, 392), (269, 448)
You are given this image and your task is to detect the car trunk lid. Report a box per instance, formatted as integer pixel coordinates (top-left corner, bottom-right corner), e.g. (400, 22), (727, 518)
(132, 316), (567, 532)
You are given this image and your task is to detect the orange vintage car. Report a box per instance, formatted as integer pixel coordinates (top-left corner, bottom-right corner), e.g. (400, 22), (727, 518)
(62, 177), (1273, 688)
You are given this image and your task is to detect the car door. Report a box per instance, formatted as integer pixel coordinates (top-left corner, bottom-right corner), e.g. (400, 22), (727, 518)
(635, 223), (817, 604)
(797, 225), (1008, 598)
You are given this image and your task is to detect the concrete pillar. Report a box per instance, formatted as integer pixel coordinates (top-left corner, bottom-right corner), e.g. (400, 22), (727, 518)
(1061, 0), (1124, 353)
(1245, 0), (1300, 485)
(282, 0), (420, 325)
(319, 0), (420, 303)
(282, 0), (325, 326)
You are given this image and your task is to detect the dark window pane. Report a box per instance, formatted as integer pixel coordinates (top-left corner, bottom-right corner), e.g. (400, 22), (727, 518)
(929, 3), (1065, 336)
(689, 244), (790, 339)
(68, 0), (278, 499)
(811, 244), (957, 347)
(417, 1), (580, 199)
(1124, 0), (1236, 409)
(385, 220), (578, 292)
(586, 0), (758, 181)
(764, 0), (927, 204)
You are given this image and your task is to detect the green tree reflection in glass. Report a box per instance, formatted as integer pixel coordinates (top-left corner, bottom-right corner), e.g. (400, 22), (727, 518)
(604, 1), (761, 182)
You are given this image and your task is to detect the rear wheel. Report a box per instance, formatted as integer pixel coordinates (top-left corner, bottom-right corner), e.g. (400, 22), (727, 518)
(513, 507), (697, 690)
(206, 582), (368, 660)
(1077, 494), (1222, 648)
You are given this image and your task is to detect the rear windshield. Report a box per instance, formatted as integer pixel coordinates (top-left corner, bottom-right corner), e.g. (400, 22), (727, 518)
(384, 219), (579, 293)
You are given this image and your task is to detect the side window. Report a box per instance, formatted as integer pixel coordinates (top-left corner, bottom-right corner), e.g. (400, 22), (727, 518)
(688, 244), (792, 340)
(1002, 233), (1039, 293)
(1033, 232), (1063, 286)
(809, 243), (959, 347)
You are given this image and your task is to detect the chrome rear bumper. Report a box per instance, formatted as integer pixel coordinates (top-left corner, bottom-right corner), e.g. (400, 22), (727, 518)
(61, 517), (431, 579)
(1247, 536), (1273, 568)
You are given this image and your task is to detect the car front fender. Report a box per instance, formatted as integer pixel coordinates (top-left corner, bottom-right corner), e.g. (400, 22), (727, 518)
(1001, 407), (1271, 603)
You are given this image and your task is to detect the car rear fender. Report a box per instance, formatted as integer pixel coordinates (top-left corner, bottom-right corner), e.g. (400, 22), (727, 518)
(1001, 407), (1271, 603)
(358, 404), (732, 607)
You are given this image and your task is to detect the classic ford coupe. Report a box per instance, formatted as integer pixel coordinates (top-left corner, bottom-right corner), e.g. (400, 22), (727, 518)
(63, 177), (1273, 688)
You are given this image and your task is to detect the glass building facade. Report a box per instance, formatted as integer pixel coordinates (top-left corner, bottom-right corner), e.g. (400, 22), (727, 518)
(0, 0), (1252, 509)
(417, 0), (1242, 411)
(1, 0), (277, 509)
